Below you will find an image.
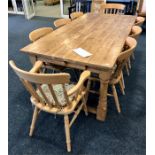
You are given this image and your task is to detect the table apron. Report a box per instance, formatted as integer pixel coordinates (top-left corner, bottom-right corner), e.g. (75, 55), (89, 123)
(34, 55), (113, 74)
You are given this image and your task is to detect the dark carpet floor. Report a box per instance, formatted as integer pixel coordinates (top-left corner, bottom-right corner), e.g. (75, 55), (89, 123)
(8, 15), (146, 155)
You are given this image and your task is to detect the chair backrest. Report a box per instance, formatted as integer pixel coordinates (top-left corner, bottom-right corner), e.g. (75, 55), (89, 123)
(134, 16), (145, 27)
(100, 3), (125, 14)
(129, 26), (142, 40)
(70, 12), (84, 20)
(9, 60), (72, 108)
(54, 18), (71, 28)
(91, 0), (105, 13)
(112, 37), (137, 78)
(29, 27), (53, 42)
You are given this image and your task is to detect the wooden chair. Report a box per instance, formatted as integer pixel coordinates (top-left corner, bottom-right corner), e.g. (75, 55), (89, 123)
(125, 25), (142, 76)
(28, 27), (65, 72)
(54, 18), (71, 28)
(91, 0), (105, 13)
(29, 27), (53, 42)
(29, 27), (53, 65)
(134, 16), (145, 27)
(136, 0), (146, 17)
(70, 12), (84, 20)
(53, 18), (82, 81)
(129, 25), (142, 60)
(89, 37), (137, 113)
(130, 25), (142, 40)
(9, 60), (91, 152)
(100, 3), (126, 14)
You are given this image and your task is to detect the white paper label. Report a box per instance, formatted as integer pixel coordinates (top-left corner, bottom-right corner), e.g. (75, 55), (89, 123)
(73, 48), (92, 58)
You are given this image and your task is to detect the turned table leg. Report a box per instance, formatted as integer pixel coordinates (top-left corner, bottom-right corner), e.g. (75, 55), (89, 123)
(96, 70), (112, 121)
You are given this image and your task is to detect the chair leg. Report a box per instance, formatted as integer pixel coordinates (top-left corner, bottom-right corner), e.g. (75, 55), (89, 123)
(83, 97), (88, 116)
(121, 72), (125, 89)
(64, 115), (71, 152)
(83, 79), (91, 115)
(131, 53), (135, 60)
(29, 106), (39, 137)
(125, 63), (130, 76)
(119, 80), (125, 95)
(111, 85), (121, 113)
(128, 57), (131, 69)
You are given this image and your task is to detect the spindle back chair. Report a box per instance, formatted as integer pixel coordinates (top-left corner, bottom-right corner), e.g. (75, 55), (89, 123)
(54, 18), (71, 28)
(9, 60), (91, 152)
(135, 16), (145, 27)
(89, 37), (137, 113)
(70, 12), (84, 20)
(29, 27), (53, 42)
(100, 3), (125, 14)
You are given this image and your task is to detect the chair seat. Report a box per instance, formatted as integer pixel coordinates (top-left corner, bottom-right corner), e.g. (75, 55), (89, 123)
(35, 83), (75, 106)
(30, 83), (87, 115)
(31, 89), (86, 115)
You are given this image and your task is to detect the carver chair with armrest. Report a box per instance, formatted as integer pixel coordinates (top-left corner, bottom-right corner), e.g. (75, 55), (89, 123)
(54, 18), (71, 28)
(9, 60), (91, 152)
(100, 3), (126, 14)
(89, 37), (137, 113)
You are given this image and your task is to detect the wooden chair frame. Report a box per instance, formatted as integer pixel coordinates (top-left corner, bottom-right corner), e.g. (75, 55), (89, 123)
(91, 0), (105, 13)
(29, 27), (53, 42)
(136, 0), (146, 17)
(134, 16), (145, 27)
(29, 27), (53, 65)
(28, 27), (65, 73)
(54, 18), (71, 28)
(130, 25), (142, 41)
(9, 60), (91, 152)
(125, 25), (142, 75)
(88, 37), (137, 113)
(100, 3), (126, 14)
(70, 12), (84, 20)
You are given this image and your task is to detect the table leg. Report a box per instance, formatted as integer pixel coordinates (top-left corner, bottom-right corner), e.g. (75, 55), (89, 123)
(96, 70), (112, 121)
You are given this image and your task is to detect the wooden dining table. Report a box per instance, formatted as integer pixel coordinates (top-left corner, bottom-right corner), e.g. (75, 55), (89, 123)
(21, 13), (136, 121)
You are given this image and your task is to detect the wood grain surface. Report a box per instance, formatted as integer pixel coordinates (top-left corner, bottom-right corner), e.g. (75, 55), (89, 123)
(21, 13), (136, 70)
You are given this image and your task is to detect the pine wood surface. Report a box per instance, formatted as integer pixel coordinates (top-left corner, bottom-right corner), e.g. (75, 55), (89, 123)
(21, 13), (136, 70)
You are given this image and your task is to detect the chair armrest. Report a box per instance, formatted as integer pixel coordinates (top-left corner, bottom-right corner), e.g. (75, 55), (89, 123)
(29, 60), (43, 73)
(67, 70), (91, 96)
